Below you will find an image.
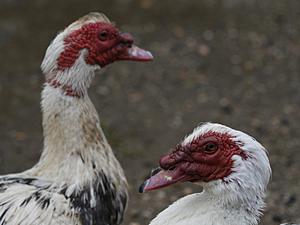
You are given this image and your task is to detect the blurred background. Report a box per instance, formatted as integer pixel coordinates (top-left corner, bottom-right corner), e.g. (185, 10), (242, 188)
(0, 0), (299, 224)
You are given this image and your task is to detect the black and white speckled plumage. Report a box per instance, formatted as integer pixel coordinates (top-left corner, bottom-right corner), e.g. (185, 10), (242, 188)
(0, 171), (127, 225)
(62, 171), (127, 225)
(0, 13), (130, 225)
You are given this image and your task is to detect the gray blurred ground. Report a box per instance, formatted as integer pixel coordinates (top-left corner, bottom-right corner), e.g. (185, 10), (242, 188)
(0, 0), (299, 224)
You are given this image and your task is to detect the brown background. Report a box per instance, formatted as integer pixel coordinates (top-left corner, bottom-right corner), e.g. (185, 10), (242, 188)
(0, 0), (299, 224)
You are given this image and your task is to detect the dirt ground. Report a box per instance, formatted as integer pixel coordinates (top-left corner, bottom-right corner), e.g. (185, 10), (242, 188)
(0, 0), (299, 224)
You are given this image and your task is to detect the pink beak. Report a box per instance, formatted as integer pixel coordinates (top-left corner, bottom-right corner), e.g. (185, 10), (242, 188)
(118, 45), (153, 62)
(139, 167), (189, 193)
(117, 32), (153, 62)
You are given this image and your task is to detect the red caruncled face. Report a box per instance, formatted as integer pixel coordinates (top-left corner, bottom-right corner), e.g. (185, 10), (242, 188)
(140, 132), (247, 192)
(57, 22), (153, 70)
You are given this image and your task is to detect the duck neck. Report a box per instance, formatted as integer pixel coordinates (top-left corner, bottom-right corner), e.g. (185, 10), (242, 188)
(200, 181), (266, 225)
(24, 79), (128, 225)
(150, 181), (265, 225)
(27, 82), (125, 188)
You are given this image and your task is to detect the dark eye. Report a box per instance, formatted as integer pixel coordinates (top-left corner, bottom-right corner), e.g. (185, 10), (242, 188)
(99, 30), (108, 41)
(204, 142), (218, 153)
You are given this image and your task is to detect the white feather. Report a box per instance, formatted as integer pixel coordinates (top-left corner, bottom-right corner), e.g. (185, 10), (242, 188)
(0, 12), (127, 225)
(150, 123), (271, 225)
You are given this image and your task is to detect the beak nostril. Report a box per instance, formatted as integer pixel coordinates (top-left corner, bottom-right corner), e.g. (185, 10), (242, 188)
(120, 32), (134, 48)
(126, 42), (132, 48)
(121, 40), (133, 48)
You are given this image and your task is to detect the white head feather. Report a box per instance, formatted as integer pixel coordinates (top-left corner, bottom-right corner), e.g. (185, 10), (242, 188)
(149, 123), (272, 225)
(41, 13), (111, 94)
(41, 12), (110, 75)
(183, 123), (272, 222)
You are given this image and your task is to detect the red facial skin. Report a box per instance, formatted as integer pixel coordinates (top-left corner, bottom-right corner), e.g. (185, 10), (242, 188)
(140, 132), (247, 192)
(57, 22), (153, 70)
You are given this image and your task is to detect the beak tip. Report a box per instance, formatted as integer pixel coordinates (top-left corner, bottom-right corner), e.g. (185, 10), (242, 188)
(139, 182), (146, 193)
(146, 51), (154, 60)
(125, 45), (154, 62)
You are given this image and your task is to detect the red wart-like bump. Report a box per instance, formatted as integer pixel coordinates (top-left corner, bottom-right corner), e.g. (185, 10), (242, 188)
(140, 131), (248, 192)
(57, 22), (153, 70)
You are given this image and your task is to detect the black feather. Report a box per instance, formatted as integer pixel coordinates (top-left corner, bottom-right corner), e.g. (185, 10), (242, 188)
(63, 170), (127, 225)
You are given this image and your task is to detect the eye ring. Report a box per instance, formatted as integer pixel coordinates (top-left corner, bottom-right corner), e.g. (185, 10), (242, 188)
(204, 142), (218, 153)
(99, 30), (108, 41)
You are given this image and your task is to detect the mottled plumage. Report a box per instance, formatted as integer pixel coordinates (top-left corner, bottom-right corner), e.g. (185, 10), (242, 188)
(0, 12), (152, 225)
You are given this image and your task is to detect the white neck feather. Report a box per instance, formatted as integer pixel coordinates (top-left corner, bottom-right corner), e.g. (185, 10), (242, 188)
(150, 180), (265, 225)
(30, 33), (127, 190)
(44, 50), (100, 96)
(25, 83), (126, 190)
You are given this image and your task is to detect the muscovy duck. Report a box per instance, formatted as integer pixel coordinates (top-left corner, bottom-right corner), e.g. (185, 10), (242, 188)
(140, 123), (298, 225)
(0, 12), (152, 225)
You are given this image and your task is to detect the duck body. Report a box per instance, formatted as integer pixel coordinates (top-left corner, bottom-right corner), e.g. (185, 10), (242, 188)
(150, 192), (255, 225)
(0, 85), (127, 225)
(0, 12), (152, 225)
